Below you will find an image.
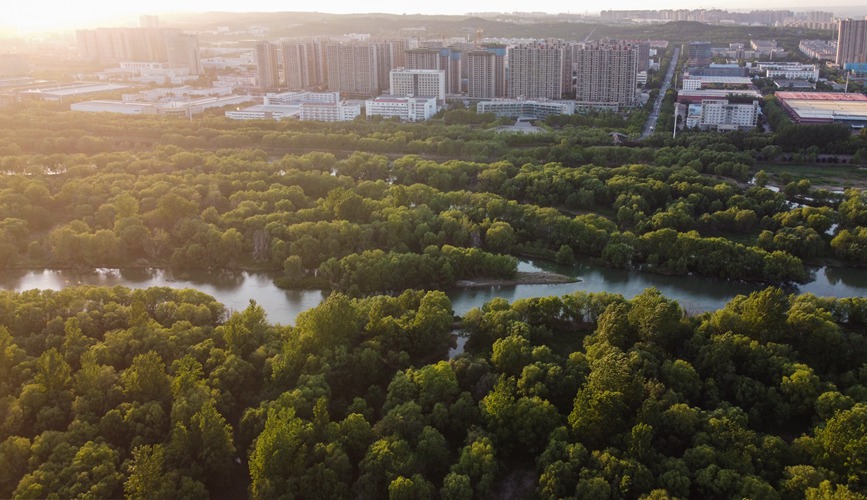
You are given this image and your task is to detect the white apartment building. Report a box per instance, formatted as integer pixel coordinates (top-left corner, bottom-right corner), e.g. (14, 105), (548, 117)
(389, 68), (446, 101)
(696, 99), (759, 131)
(300, 102), (361, 122)
(365, 95), (437, 121)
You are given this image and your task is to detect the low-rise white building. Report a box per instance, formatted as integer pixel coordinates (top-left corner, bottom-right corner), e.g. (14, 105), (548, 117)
(696, 99), (759, 131)
(265, 91), (341, 105)
(477, 99), (575, 119)
(365, 95), (437, 122)
(71, 100), (156, 115)
(225, 104), (300, 120)
(226, 92), (360, 122)
(73, 95), (255, 116)
(300, 101), (361, 122)
(757, 62), (819, 81)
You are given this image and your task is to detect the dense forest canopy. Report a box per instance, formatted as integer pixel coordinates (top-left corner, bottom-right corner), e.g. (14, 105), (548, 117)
(3, 285), (867, 498)
(0, 96), (866, 497)
(2, 107), (866, 293)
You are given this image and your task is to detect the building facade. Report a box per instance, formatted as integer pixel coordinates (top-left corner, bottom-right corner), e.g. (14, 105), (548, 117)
(695, 99), (760, 131)
(76, 27), (179, 65)
(282, 41), (323, 91)
(477, 99), (574, 119)
(300, 102), (361, 122)
(405, 47), (461, 94)
(365, 95), (437, 121)
(573, 41), (638, 109)
(255, 41), (280, 89)
(389, 69), (446, 101)
(799, 40), (837, 60)
(758, 62), (819, 80)
(466, 51), (498, 99)
(507, 40), (565, 100)
(167, 33), (201, 75)
(837, 19), (867, 66)
(326, 43), (379, 98)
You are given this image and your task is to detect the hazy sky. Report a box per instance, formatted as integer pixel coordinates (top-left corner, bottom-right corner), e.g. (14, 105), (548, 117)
(5, 0), (866, 33)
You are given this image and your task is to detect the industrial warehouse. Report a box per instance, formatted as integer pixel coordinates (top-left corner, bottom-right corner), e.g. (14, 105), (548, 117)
(775, 91), (867, 127)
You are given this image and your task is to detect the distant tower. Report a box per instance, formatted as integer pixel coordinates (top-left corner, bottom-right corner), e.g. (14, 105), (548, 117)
(507, 40), (566, 99)
(373, 39), (409, 93)
(573, 41), (638, 108)
(256, 41), (280, 89)
(167, 33), (202, 75)
(836, 18), (867, 66)
(466, 46), (506, 99)
(283, 41), (321, 90)
(326, 42), (379, 98)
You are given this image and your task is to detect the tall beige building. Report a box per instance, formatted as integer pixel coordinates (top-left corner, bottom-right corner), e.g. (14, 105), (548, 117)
(374, 39), (409, 92)
(282, 41), (326, 90)
(507, 40), (566, 99)
(573, 41), (638, 108)
(167, 33), (201, 75)
(326, 43), (379, 98)
(836, 18), (867, 66)
(76, 27), (177, 64)
(256, 41), (280, 89)
(466, 47), (506, 99)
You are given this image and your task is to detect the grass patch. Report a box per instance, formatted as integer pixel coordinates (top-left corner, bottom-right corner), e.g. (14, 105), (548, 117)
(756, 163), (867, 190)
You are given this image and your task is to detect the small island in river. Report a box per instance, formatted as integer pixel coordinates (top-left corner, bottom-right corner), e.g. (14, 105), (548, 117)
(454, 271), (578, 288)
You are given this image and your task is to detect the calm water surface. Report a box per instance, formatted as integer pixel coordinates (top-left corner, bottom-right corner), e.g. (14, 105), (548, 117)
(1, 257), (866, 325)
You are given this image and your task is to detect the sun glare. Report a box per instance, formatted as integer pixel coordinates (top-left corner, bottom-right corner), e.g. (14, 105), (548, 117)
(2, 4), (140, 34)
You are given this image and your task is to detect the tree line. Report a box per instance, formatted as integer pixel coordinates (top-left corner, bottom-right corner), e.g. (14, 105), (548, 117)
(2, 285), (867, 497)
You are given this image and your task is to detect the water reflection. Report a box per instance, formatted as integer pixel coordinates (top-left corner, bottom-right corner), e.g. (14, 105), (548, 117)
(1, 259), (866, 326)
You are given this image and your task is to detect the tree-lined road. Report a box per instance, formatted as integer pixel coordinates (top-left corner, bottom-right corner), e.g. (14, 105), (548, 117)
(642, 46), (680, 140)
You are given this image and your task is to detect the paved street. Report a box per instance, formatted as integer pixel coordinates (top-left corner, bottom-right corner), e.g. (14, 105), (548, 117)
(641, 46), (680, 140)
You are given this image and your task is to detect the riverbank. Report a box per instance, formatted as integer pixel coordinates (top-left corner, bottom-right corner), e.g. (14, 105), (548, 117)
(454, 271), (578, 288)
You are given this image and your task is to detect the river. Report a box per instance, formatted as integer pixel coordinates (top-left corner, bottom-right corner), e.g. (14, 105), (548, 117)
(1, 257), (866, 326)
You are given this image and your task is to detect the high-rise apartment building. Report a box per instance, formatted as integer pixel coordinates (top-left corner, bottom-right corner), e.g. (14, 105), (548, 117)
(406, 48), (440, 69)
(282, 41), (326, 90)
(326, 43), (379, 98)
(374, 39), (409, 92)
(467, 44), (507, 99)
(256, 41), (280, 89)
(440, 47), (462, 94)
(167, 33), (201, 75)
(389, 69), (446, 100)
(836, 19), (867, 66)
(76, 27), (178, 65)
(573, 41), (638, 108)
(507, 40), (566, 99)
(405, 47), (461, 94)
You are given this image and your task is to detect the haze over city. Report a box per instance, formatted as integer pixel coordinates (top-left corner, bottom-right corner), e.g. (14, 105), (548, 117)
(4, 0), (867, 33)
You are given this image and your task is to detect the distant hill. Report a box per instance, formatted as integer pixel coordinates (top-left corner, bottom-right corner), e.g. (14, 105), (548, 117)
(161, 11), (833, 45)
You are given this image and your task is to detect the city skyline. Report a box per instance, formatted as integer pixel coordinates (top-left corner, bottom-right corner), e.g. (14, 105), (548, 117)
(3, 1), (867, 34)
